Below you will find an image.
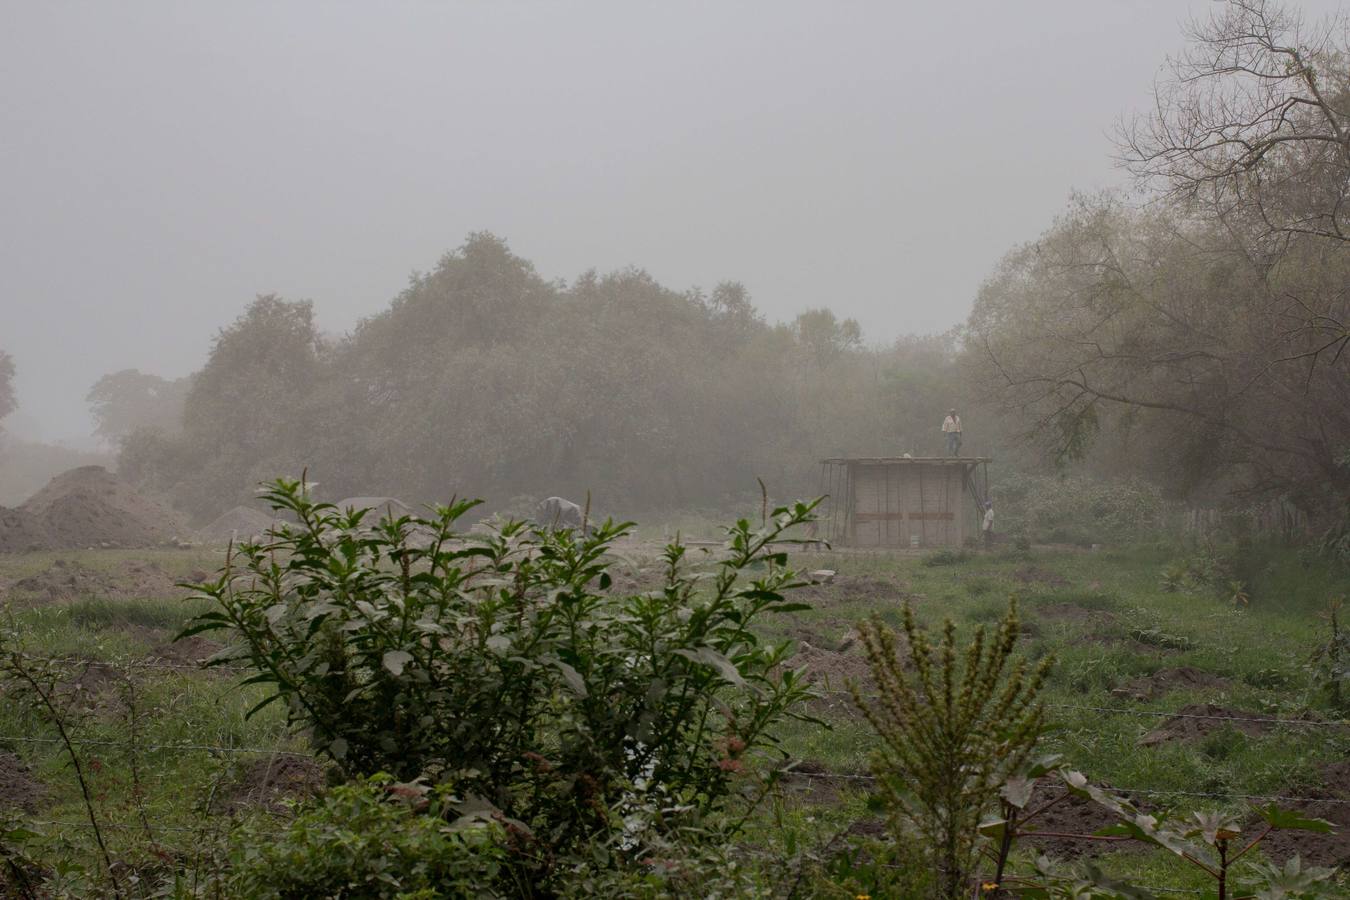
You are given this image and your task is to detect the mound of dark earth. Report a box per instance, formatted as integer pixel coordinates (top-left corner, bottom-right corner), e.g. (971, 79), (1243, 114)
(6, 558), (182, 602)
(0, 507), (52, 553)
(0, 466), (185, 551)
(0, 752), (48, 812)
(1111, 667), (1232, 702)
(1014, 566), (1071, 588)
(1138, 704), (1275, 746)
(1036, 603), (1116, 626)
(796, 574), (910, 607)
(1018, 782), (1148, 858)
(1250, 760), (1350, 868)
(215, 755), (325, 815)
(791, 634), (875, 695)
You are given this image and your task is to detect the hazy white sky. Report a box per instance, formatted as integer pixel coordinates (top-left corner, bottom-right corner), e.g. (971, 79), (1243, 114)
(2, 0), (1343, 440)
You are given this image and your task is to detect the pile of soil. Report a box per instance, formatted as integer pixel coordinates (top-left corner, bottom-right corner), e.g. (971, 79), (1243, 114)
(1138, 704), (1274, 746)
(1111, 666), (1232, 702)
(791, 638), (875, 695)
(1251, 760), (1350, 867)
(0, 752), (48, 812)
(196, 506), (277, 545)
(1014, 566), (1071, 588)
(0, 467), (184, 551)
(147, 634), (225, 667)
(0, 507), (52, 553)
(1035, 603), (1116, 626)
(216, 755), (325, 815)
(1019, 782), (1144, 858)
(7, 558), (182, 603)
(795, 574), (910, 607)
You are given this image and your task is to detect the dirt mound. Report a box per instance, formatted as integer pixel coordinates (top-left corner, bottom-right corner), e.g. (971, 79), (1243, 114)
(8, 558), (181, 602)
(1020, 782), (1145, 858)
(147, 634), (225, 667)
(796, 574), (910, 607)
(1251, 760), (1350, 867)
(1, 467), (184, 551)
(0, 507), (53, 552)
(196, 506), (277, 545)
(791, 639), (874, 694)
(216, 755), (325, 815)
(0, 752), (48, 812)
(1138, 704), (1274, 746)
(1014, 566), (1070, 588)
(1036, 603), (1116, 626)
(1111, 666), (1232, 702)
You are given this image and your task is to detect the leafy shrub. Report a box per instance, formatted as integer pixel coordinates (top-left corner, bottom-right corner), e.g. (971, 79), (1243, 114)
(992, 472), (1172, 546)
(851, 600), (1050, 899)
(185, 478), (820, 886)
(225, 774), (508, 899)
(1309, 598), (1349, 710)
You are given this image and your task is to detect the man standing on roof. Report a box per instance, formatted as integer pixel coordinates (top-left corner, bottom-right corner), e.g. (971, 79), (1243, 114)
(942, 408), (962, 457)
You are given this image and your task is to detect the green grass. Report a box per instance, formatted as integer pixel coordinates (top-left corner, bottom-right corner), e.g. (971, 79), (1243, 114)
(1, 541), (1346, 893)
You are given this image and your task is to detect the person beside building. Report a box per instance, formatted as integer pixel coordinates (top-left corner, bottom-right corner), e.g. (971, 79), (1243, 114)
(982, 500), (995, 549)
(942, 409), (962, 456)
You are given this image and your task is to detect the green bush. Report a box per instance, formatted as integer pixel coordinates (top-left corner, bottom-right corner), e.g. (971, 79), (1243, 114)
(225, 774), (509, 899)
(992, 472), (1171, 546)
(185, 478), (821, 887)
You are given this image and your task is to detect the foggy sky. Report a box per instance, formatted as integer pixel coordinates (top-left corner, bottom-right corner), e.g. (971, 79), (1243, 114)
(3, 0), (1343, 441)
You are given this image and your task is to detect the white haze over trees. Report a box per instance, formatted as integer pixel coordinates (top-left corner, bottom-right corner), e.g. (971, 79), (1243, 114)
(3, 0), (1341, 441)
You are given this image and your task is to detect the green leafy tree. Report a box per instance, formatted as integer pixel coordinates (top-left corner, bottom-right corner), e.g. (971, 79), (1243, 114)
(183, 480), (821, 888)
(86, 368), (190, 445)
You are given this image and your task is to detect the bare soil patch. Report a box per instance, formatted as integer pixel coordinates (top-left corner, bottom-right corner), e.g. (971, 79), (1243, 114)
(1138, 704), (1274, 747)
(216, 755), (325, 815)
(147, 634), (225, 668)
(0, 752), (48, 812)
(1, 467), (185, 552)
(1019, 782), (1145, 859)
(1036, 603), (1116, 626)
(1072, 633), (1183, 656)
(1250, 760), (1350, 868)
(7, 558), (182, 603)
(795, 574), (911, 608)
(791, 638), (874, 695)
(1111, 667), (1232, 702)
(1014, 566), (1071, 588)
(0, 507), (53, 553)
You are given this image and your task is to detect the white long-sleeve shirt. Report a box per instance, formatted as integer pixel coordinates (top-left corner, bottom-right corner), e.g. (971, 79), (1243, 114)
(942, 415), (962, 433)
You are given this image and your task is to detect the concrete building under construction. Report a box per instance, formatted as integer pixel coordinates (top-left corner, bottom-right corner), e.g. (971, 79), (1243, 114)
(817, 457), (991, 548)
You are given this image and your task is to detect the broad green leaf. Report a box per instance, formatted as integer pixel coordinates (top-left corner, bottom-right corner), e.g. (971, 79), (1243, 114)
(1255, 804), (1334, 833)
(382, 650), (413, 676)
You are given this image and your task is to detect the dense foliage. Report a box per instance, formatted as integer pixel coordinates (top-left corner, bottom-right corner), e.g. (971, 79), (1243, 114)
(226, 775), (510, 899)
(184, 478), (820, 889)
(115, 235), (969, 521)
(969, 2), (1350, 523)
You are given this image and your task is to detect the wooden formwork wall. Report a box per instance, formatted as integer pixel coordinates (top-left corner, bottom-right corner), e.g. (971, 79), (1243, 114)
(844, 463), (975, 548)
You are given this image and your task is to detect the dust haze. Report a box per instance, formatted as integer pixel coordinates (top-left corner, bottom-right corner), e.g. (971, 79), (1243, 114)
(2, 2), (1350, 894)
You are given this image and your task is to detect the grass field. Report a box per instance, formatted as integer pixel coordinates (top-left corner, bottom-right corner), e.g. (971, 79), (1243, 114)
(0, 539), (1346, 894)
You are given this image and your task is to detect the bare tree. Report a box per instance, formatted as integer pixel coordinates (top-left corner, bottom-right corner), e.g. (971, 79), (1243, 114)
(1121, 0), (1350, 247)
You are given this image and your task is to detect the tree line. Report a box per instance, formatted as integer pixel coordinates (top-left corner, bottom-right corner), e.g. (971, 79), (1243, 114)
(3, 0), (1344, 531)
